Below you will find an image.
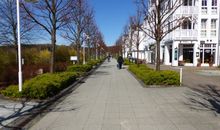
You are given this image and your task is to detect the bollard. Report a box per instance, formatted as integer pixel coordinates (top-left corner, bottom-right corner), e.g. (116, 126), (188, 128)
(180, 68), (182, 86)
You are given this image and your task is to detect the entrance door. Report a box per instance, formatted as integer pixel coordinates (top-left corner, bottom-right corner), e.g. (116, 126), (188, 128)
(169, 48), (172, 63)
(183, 49), (193, 63)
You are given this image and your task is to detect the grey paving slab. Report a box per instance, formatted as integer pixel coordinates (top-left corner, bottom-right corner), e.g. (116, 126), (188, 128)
(0, 99), (39, 129)
(29, 59), (220, 130)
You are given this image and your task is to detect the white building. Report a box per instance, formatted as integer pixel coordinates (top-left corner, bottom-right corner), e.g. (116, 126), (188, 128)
(124, 0), (220, 67)
(162, 0), (220, 67)
(122, 26), (147, 61)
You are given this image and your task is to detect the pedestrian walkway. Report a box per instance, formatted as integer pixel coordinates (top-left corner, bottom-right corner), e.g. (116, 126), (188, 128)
(29, 59), (220, 130)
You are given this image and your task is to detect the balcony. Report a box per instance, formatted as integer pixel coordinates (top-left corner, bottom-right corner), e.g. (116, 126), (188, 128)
(175, 6), (198, 15)
(173, 29), (198, 40)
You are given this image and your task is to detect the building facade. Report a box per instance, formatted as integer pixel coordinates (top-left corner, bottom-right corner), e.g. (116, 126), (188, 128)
(161, 0), (220, 67)
(124, 0), (220, 67)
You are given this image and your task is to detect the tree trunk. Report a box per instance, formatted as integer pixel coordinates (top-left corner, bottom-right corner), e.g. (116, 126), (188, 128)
(156, 39), (160, 71)
(76, 40), (81, 64)
(50, 0), (56, 73)
(50, 29), (56, 73)
(137, 45), (139, 67)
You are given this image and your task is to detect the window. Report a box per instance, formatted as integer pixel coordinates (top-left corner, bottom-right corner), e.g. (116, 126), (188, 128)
(211, 19), (217, 37)
(211, 19), (217, 29)
(202, 0), (207, 14)
(201, 30), (207, 37)
(202, 0), (207, 6)
(211, 0), (217, 14)
(201, 19), (207, 37)
(212, 7), (217, 14)
(182, 20), (192, 29)
(201, 19), (207, 29)
(212, 0), (217, 6)
(183, 0), (193, 6)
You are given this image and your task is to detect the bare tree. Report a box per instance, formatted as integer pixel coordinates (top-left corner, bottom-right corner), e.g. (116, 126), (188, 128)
(84, 19), (99, 61)
(62, 0), (94, 64)
(128, 17), (135, 58)
(21, 0), (73, 73)
(121, 24), (129, 58)
(137, 0), (187, 71)
(94, 30), (105, 59)
(0, 0), (34, 62)
(130, 5), (145, 67)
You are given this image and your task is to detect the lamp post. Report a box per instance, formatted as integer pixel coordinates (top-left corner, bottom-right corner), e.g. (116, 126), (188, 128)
(16, 0), (38, 92)
(83, 33), (90, 64)
(16, 0), (22, 92)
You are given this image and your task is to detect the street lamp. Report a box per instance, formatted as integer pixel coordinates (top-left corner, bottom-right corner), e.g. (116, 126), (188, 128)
(83, 33), (90, 64)
(16, 0), (38, 92)
(16, 0), (22, 92)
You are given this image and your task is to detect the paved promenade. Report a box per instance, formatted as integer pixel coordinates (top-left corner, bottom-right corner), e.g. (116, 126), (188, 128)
(29, 59), (220, 130)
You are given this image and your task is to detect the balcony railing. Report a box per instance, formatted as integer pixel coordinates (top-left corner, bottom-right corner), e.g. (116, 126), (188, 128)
(165, 29), (198, 41)
(174, 29), (198, 40)
(175, 6), (198, 15)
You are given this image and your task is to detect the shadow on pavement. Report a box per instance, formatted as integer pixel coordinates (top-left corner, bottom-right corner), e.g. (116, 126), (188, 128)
(185, 85), (220, 114)
(92, 70), (109, 76)
(0, 89), (79, 130)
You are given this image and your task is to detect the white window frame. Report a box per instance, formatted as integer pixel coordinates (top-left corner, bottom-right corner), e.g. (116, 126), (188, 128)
(211, 0), (218, 14)
(211, 19), (217, 37)
(201, 19), (207, 37)
(201, 0), (207, 14)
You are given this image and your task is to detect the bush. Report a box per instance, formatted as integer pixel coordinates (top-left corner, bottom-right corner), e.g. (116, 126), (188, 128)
(1, 72), (79, 99)
(0, 85), (22, 98)
(67, 64), (93, 73)
(128, 64), (180, 86)
(87, 59), (102, 67)
(123, 58), (134, 65)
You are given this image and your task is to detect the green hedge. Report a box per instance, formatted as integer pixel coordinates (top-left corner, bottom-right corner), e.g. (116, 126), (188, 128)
(128, 64), (180, 86)
(1, 72), (79, 99)
(87, 60), (100, 67)
(66, 64), (93, 73)
(123, 58), (134, 65)
(1, 59), (104, 99)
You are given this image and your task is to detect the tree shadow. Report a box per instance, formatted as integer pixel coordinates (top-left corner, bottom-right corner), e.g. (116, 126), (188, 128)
(92, 70), (109, 76)
(0, 89), (80, 129)
(185, 84), (220, 114)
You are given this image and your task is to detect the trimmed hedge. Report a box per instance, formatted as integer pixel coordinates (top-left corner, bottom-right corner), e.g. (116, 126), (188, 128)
(1, 72), (79, 99)
(1, 59), (104, 99)
(123, 58), (134, 65)
(128, 64), (180, 86)
(87, 59), (101, 66)
(66, 64), (93, 73)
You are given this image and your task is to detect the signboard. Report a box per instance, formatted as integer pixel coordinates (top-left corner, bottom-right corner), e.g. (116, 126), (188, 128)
(70, 56), (77, 61)
(174, 48), (178, 60)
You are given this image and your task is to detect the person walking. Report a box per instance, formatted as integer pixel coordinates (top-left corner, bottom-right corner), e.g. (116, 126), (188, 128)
(117, 55), (124, 69)
(107, 54), (111, 62)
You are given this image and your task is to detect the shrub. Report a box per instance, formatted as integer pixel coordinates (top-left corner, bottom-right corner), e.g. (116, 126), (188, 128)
(67, 64), (93, 73)
(0, 85), (22, 98)
(87, 60), (99, 67)
(128, 64), (180, 86)
(123, 58), (134, 65)
(1, 72), (79, 99)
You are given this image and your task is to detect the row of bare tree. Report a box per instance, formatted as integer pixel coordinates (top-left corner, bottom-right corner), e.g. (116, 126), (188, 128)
(0, 0), (106, 73)
(117, 0), (189, 71)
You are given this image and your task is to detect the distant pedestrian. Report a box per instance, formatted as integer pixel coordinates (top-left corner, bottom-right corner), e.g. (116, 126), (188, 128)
(107, 54), (111, 62)
(117, 55), (124, 69)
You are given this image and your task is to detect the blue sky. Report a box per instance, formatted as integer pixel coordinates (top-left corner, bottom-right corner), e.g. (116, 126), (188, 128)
(89, 0), (136, 46)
